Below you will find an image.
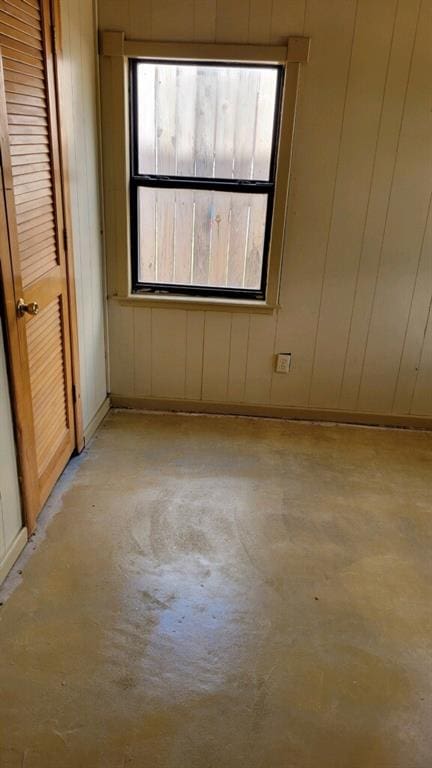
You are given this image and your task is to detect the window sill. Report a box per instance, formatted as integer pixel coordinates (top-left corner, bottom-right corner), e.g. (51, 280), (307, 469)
(113, 293), (278, 314)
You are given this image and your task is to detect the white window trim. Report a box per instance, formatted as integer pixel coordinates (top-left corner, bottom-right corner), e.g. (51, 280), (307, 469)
(99, 33), (310, 313)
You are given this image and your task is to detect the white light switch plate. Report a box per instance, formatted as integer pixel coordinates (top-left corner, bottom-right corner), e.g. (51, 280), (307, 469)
(275, 353), (291, 373)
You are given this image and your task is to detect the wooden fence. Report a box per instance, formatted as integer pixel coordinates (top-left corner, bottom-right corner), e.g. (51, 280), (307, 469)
(136, 63), (277, 288)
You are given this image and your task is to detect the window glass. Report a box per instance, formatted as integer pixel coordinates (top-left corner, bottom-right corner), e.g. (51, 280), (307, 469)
(131, 59), (281, 299)
(136, 63), (278, 181)
(138, 187), (268, 289)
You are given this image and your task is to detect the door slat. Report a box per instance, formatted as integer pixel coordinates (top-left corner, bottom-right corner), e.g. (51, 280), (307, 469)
(0, 0), (76, 519)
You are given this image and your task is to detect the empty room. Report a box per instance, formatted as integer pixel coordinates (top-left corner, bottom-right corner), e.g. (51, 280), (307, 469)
(0, 0), (431, 765)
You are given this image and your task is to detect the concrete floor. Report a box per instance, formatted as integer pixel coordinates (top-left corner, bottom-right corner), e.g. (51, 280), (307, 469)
(1, 411), (432, 767)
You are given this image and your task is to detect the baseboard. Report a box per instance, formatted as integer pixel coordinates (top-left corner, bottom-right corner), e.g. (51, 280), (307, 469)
(110, 394), (432, 431)
(84, 396), (111, 446)
(0, 527), (28, 587)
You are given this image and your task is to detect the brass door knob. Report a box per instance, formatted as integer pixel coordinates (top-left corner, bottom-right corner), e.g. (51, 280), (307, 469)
(17, 298), (39, 317)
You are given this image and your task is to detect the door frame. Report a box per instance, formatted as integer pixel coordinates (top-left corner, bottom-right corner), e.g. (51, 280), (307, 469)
(50, 0), (84, 456)
(0, 0), (83, 534)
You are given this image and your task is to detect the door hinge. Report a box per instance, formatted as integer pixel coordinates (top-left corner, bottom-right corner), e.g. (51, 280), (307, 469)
(63, 227), (68, 253)
(72, 384), (77, 404)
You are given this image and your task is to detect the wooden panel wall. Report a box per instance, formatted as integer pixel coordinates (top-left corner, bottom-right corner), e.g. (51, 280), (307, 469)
(59, 0), (107, 432)
(99, 0), (432, 420)
(0, 317), (23, 578)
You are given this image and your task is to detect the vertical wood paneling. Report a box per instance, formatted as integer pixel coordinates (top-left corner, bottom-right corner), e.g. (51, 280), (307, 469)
(392, 200), (432, 414)
(129, 0), (152, 38)
(271, 0), (358, 407)
(61, 0), (107, 431)
(102, 51), (128, 296)
(202, 312), (231, 400)
(61, 0), (90, 408)
(339, 0), (422, 410)
(133, 307), (152, 395)
(215, 0), (250, 43)
(411, 303), (432, 416)
(97, 0), (127, 30)
(0, 319), (23, 558)
(194, 0), (217, 41)
(99, 0), (432, 420)
(152, 0), (194, 41)
(244, 313), (276, 402)
(108, 300), (134, 394)
(151, 309), (187, 397)
(309, 0), (398, 409)
(248, 0), (272, 43)
(358, 0), (432, 413)
(227, 314), (250, 401)
(100, 53), (120, 297)
(270, 0), (306, 43)
(0, 497), (4, 565)
(185, 311), (205, 399)
(81, 0), (107, 410)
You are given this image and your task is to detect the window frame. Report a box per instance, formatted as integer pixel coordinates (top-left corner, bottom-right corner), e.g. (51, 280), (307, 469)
(129, 59), (284, 301)
(99, 33), (309, 313)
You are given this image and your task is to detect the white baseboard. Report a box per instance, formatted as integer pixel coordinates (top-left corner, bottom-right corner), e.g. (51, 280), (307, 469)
(84, 396), (110, 446)
(0, 527), (27, 587)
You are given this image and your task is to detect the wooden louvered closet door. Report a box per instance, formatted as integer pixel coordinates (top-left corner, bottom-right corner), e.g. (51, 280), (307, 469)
(0, 0), (76, 527)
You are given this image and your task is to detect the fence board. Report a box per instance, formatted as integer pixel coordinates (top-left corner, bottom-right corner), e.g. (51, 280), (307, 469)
(234, 68), (260, 179)
(244, 195), (267, 288)
(227, 197), (248, 286)
(193, 193), (213, 285)
(210, 68), (239, 284)
(254, 69), (277, 179)
(174, 67), (196, 281)
(192, 66), (217, 284)
(227, 70), (260, 285)
(138, 187), (156, 281)
(208, 199), (230, 285)
(137, 63), (156, 173)
(155, 65), (176, 281)
(176, 65), (196, 175)
(135, 62), (276, 288)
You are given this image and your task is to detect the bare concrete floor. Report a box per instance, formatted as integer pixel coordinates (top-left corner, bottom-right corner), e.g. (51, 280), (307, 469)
(1, 411), (432, 767)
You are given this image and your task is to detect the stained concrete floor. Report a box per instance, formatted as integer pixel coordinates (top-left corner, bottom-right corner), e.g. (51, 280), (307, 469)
(1, 411), (432, 767)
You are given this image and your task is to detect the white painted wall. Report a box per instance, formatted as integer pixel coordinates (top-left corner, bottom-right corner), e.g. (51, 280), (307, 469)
(59, 0), (108, 433)
(100, 0), (432, 423)
(0, 319), (24, 583)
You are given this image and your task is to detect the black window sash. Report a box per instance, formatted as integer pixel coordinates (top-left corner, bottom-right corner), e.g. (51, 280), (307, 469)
(129, 59), (284, 300)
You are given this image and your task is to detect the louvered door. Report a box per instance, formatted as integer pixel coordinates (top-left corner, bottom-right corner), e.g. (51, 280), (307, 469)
(0, 0), (76, 527)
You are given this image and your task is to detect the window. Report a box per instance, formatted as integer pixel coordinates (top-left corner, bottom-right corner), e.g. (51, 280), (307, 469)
(129, 60), (283, 301)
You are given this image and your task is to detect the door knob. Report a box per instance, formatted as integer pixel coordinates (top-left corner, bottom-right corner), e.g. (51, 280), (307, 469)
(17, 298), (39, 317)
